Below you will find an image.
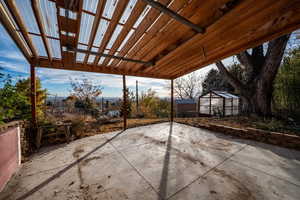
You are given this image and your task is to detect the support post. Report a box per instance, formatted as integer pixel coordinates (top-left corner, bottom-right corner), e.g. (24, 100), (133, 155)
(223, 97), (225, 117)
(231, 98), (234, 116)
(209, 93), (212, 115)
(123, 75), (127, 130)
(171, 79), (174, 122)
(30, 64), (37, 128)
(136, 80), (139, 114)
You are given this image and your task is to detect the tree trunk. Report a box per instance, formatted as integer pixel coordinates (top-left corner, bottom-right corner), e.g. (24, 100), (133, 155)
(215, 34), (290, 117)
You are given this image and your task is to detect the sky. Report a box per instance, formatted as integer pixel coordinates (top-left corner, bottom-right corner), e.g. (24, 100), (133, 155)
(0, 24), (222, 98)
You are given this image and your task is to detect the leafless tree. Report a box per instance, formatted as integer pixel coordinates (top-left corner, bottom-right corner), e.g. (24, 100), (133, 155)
(172, 72), (202, 100)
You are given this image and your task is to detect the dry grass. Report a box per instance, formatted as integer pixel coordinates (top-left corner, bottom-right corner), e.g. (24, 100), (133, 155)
(175, 116), (299, 136)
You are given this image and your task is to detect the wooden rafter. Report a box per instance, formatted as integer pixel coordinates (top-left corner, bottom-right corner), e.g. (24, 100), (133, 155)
(0, 2), (31, 61)
(31, 0), (53, 61)
(93, 0), (129, 65)
(155, 0), (300, 78)
(123, 0), (198, 72)
(5, 0), (39, 59)
(141, 0), (204, 33)
(110, 0), (171, 67)
(83, 0), (106, 64)
(133, 0), (233, 73)
(101, 0), (147, 66)
(37, 58), (170, 79)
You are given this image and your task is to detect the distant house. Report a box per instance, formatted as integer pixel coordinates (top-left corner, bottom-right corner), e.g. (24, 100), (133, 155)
(175, 99), (197, 117)
(198, 91), (240, 116)
(106, 110), (121, 118)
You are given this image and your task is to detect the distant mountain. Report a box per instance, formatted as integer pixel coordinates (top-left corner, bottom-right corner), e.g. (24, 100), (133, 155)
(46, 96), (121, 103)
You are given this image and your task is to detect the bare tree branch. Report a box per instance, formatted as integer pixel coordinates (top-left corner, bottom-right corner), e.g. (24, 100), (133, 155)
(215, 61), (245, 92)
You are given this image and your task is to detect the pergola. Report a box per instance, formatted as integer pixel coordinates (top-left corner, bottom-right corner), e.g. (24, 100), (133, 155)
(0, 0), (300, 129)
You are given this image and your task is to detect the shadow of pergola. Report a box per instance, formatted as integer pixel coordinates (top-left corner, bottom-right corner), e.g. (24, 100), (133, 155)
(16, 130), (126, 200)
(157, 122), (173, 200)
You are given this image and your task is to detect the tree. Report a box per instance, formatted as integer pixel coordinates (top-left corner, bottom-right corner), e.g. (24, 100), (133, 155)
(215, 34), (290, 116)
(202, 63), (246, 94)
(70, 78), (103, 117)
(273, 47), (300, 120)
(70, 78), (103, 101)
(0, 76), (47, 123)
(173, 72), (202, 100)
(120, 88), (134, 117)
(15, 78), (47, 119)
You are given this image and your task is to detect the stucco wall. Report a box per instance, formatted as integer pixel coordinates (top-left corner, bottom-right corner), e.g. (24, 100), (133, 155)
(0, 127), (21, 192)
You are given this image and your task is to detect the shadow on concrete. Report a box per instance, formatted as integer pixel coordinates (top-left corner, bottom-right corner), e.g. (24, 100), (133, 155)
(16, 130), (126, 200)
(157, 122), (173, 200)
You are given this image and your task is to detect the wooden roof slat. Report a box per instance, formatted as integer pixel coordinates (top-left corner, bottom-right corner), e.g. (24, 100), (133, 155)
(6, 0), (39, 59)
(0, 2), (31, 61)
(31, 0), (53, 61)
(156, 0), (300, 78)
(101, 0), (147, 66)
(82, 0), (106, 64)
(134, 0), (233, 73)
(38, 58), (169, 79)
(93, 0), (130, 65)
(109, 0), (171, 67)
(121, 0), (197, 72)
(155, 0), (283, 76)
(141, 0), (204, 33)
(55, 5), (66, 67)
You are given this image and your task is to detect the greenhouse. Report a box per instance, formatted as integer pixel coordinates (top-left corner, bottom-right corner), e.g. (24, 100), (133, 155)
(198, 91), (239, 116)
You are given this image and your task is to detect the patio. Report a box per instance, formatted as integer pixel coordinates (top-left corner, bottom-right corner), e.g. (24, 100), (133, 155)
(1, 122), (300, 200)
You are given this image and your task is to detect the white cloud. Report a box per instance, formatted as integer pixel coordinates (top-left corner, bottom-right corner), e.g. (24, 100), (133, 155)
(0, 50), (26, 62)
(0, 60), (29, 74)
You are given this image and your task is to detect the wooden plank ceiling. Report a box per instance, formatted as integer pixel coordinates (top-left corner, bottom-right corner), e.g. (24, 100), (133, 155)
(0, 0), (300, 80)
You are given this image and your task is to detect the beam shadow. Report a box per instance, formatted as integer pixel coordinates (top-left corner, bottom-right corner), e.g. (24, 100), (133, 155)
(157, 122), (173, 200)
(16, 130), (126, 200)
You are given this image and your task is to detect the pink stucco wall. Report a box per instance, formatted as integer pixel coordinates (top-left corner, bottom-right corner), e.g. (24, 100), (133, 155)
(0, 127), (20, 192)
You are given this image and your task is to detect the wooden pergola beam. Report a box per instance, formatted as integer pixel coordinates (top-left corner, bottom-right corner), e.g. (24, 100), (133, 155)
(123, 75), (127, 130)
(110, 0), (171, 67)
(31, 0), (53, 61)
(37, 58), (170, 79)
(69, 47), (154, 66)
(5, 0), (39, 59)
(30, 64), (37, 127)
(141, 0), (205, 33)
(102, 0), (147, 66)
(0, 2), (31, 61)
(93, 0), (129, 65)
(170, 79), (174, 122)
(83, 0), (106, 64)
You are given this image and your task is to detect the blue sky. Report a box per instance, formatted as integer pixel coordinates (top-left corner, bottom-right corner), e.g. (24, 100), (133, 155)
(0, 24), (218, 98)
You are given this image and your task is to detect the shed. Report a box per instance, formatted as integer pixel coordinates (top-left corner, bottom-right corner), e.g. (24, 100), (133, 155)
(198, 91), (239, 116)
(175, 99), (197, 117)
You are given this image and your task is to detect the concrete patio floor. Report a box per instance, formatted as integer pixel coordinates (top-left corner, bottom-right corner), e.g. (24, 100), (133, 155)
(1, 122), (300, 200)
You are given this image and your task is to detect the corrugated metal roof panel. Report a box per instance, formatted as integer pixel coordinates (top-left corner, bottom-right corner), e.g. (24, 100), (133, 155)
(15, 0), (40, 34)
(83, 0), (99, 14)
(48, 38), (61, 59)
(79, 12), (94, 44)
(102, 0), (118, 19)
(30, 34), (47, 57)
(93, 18), (110, 47)
(39, 0), (59, 38)
(106, 24), (123, 49)
(119, 0), (138, 24)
